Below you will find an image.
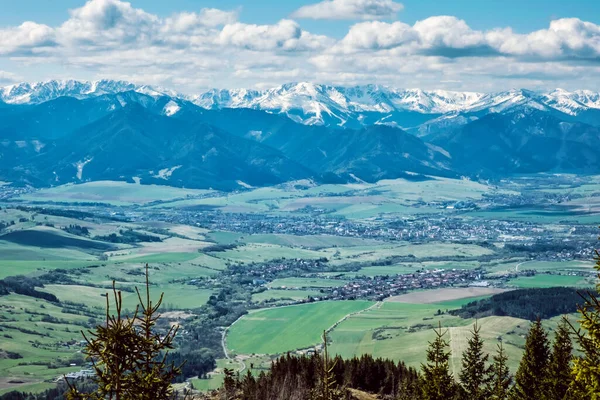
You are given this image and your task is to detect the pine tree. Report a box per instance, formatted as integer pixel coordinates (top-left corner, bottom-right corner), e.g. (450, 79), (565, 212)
(489, 342), (512, 400)
(66, 264), (183, 400)
(459, 321), (492, 400)
(511, 318), (551, 400)
(421, 322), (456, 400)
(547, 318), (572, 400)
(311, 331), (345, 400)
(568, 249), (600, 399)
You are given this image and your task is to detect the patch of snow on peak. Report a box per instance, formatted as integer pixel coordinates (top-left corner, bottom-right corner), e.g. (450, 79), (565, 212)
(163, 100), (181, 116)
(154, 165), (182, 180)
(74, 157), (93, 180)
(236, 180), (254, 189)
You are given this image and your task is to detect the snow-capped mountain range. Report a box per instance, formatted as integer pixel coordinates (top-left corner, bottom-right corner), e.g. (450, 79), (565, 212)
(3, 79), (600, 189)
(2, 79), (600, 127)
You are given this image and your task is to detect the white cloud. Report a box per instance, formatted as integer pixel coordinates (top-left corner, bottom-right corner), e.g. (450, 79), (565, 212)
(163, 8), (239, 32)
(218, 20), (333, 51)
(1, 0), (600, 92)
(291, 0), (403, 20)
(0, 70), (21, 84)
(0, 22), (56, 55)
(338, 16), (600, 61)
(58, 0), (157, 47)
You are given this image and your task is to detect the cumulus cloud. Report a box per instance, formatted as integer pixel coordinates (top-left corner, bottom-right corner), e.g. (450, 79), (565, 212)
(291, 0), (403, 20)
(218, 20), (333, 51)
(1, 0), (600, 91)
(0, 70), (21, 84)
(58, 0), (157, 47)
(338, 16), (600, 61)
(0, 22), (56, 55)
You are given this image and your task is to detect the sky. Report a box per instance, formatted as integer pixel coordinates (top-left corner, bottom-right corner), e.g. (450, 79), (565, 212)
(1, 0), (600, 93)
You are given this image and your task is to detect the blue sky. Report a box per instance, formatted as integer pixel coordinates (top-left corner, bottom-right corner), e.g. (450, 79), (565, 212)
(1, 0), (600, 92)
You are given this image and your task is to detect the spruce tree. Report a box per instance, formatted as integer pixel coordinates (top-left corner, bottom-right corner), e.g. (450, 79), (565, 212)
(511, 319), (551, 400)
(421, 322), (456, 400)
(311, 331), (345, 400)
(489, 342), (512, 400)
(547, 318), (572, 400)
(569, 249), (600, 399)
(459, 322), (492, 400)
(66, 265), (183, 400)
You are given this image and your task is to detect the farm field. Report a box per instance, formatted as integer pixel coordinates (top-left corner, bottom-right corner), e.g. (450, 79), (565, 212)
(1, 175), (600, 394)
(327, 300), (573, 373)
(19, 181), (212, 206)
(267, 277), (350, 289)
(251, 289), (323, 303)
(386, 287), (510, 304)
(226, 301), (374, 355)
(507, 274), (595, 288)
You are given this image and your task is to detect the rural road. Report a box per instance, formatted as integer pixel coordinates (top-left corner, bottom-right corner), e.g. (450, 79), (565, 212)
(221, 315), (247, 373)
(515, 260), (532, 272)
(221, 300), (381, 370)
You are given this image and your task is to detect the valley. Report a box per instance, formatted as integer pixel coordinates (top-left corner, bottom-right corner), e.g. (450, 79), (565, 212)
(0, 175), (597, 395)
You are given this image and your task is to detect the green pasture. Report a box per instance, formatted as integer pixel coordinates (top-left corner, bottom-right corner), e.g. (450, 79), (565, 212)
(507, 274), (595, 288)
(20, 181), (211, 206)
(251, 289), (323, 303)
(327, 300), (572, 374)
(227, 301), (373, 355)
(267, 277), (349, 289)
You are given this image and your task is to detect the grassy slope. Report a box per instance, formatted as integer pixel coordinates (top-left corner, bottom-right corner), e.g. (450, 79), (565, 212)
(227, 301), (374, 355)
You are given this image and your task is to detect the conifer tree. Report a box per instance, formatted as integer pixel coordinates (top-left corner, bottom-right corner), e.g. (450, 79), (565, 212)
(547, 318), (572, 400)
(511, 319), (550, 400)
(568, 249), (600, 399)
(458, 322), (492, 400)
(489, 342), (512, 400)
(311, 331), (345, 400)
(66, 264), (183, 400)
(421, 322), (456, 400)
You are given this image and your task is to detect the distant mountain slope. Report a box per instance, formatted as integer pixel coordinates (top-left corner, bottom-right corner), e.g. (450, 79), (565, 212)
(2, 79), (600, 189)
(11, 105), (319, 190)
(4, 79), (600, 129)
(433, 108), (600, 175)
(259, 124), (454, 181)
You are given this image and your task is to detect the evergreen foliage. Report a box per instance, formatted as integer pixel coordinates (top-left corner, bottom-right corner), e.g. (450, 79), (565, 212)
(548, 318), (573, 400)
(569, 250), (600, 400)
(66, 264), (184, 400)
(420, 323), (456, 400)
(489, 342), (512, 400)
(458, 322), (492, 400)
(227, 352), (419, 400)
(451, 287), (595, 320)
(310, 331), (345, 400)
(511, 319), (551, 400)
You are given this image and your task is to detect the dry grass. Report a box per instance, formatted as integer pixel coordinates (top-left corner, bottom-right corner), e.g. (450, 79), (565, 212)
(385, 287), (510, 304)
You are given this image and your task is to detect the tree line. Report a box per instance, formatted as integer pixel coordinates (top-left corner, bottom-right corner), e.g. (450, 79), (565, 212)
(450, 287), (596, 320)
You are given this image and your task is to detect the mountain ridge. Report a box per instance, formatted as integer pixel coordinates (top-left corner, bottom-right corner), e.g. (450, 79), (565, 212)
(3, 80), (600, 128)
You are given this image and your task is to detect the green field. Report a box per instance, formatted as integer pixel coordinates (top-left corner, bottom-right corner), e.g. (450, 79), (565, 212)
(267, 277), (349, 289)
(251, 289), (323, 303)
(0, 294), (98, 393)
(227, 301), (373, 355)
(327, 300), (571, 373)
(508, 274), (595, 288)
(20, 181), (212, 205)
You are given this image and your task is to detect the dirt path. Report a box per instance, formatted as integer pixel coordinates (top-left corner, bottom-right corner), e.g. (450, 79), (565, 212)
(221, 314), (246, 373)
(222, 300), (380, 363)
(515, 260), (533, 272)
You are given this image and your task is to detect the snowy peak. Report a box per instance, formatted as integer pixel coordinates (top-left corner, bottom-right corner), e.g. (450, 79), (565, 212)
(2, 79), (600, 128)
(0, 79), (169, 105)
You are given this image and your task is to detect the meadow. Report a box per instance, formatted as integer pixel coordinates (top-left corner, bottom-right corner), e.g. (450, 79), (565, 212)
(226, 301), (374, 355)
(1, 176), (599, 394)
